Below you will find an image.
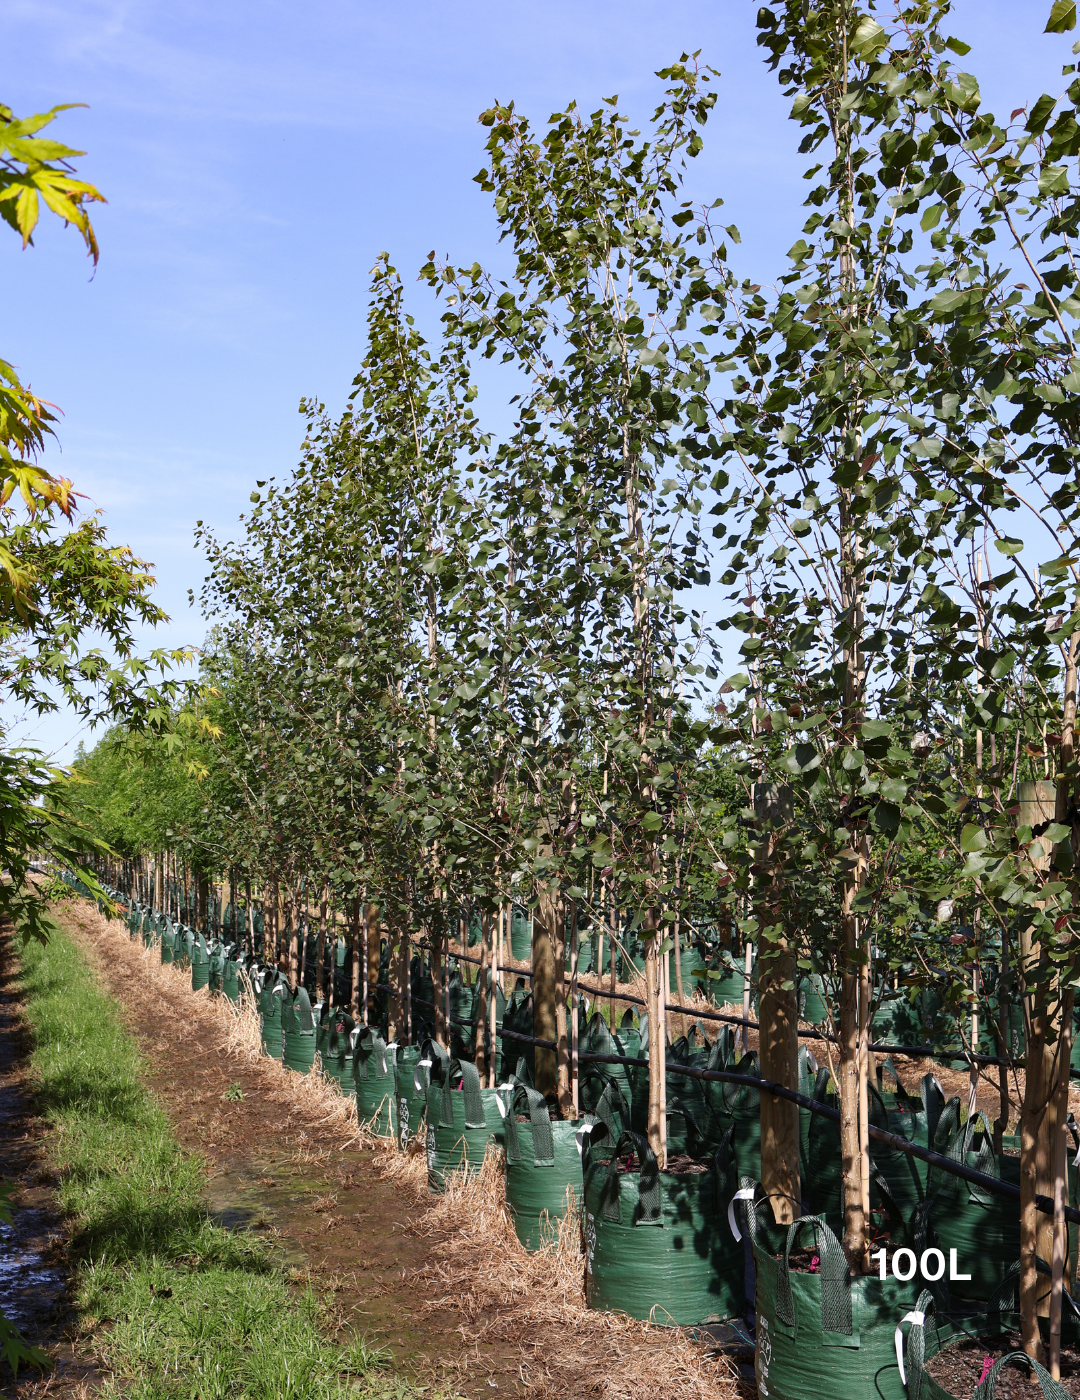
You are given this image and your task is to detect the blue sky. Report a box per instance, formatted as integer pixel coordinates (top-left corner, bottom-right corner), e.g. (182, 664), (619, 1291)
(3, 0), (1074, 759)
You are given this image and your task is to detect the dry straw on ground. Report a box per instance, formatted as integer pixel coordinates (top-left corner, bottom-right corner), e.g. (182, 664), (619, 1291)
(63, 901), (746, 1399)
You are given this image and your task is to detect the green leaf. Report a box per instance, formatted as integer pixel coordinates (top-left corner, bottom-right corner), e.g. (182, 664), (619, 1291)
(783, 743), (821, 775)
(994, 536), (1024, 556)
(920, 203), (945, 232)
(641, 811), (663, 832)
(960, 823), (988, 854)
(861, 720), (893, 740)
(851, 17), (887, 59)
(1046, 822), (1071, 843)
(1040, 164), (1070, 196)
(1047, 0), (1077, 33)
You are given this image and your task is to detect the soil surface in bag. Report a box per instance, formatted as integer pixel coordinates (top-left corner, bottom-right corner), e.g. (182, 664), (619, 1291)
(926, 1332), (1080, 1398)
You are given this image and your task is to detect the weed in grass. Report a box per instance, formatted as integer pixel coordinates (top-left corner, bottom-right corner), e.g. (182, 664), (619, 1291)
(18, 927), (446, 1400)
(222, 1082), (244, 1103)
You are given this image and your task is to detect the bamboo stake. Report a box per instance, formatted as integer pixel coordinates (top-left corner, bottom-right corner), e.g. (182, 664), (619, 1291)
(570, 902), (579, 1115)
(489, 908), (499, 1088)
(1049, 1003), (1074, 1380)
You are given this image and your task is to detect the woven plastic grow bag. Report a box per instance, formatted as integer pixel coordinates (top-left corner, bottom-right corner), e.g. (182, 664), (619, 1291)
(927, 1105), (1079, 1302)
(510, 905), (531, 961)
(354, 1027), (397, 1136)
(738, 1188), (924, 1400)
(260, 973), (286, 1060)
(316, 1005), (355, 1093)
(207, 940), (225, 993)
(222, 956), (241, 1003)
(502, 1082), (584, 1251)
(191, 932), (211, 992)
(897, 1277), (1080, 1400)
(395, 1043), (432, 1149)
(704, 1030), (761, 1183)
(281, 986), (317, 1073)
(582, 1125), (743, 1326)
(424, 1056), (504, 1194)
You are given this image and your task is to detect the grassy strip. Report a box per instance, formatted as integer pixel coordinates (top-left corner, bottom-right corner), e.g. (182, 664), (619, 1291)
(18, 923), (440, 1400)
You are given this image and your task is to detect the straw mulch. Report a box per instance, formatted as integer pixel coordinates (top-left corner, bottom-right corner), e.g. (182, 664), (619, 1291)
(58, 903), (745, 1400)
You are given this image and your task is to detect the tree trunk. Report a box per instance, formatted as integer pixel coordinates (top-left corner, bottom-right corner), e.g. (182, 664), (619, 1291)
(350, 898), (361, 1020)
(316, 881), (328, 1005)
(532, 902), (557, 1097)
(475, 910), (489, 1080)
(839, 876), (865, 1268)
(644, 923), (666, 1168)
(1019, 779), (1057, 1360)
(364, 903), (380, 1028)
(755, 783), (801, 1223)
(553, 897), (572, 1118)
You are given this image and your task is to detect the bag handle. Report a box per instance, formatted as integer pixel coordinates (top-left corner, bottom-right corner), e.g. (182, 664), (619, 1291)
(354, 1026), (391, 1080)
(443, 1058), (487, 1129)
(776, 1214), (852, 1338)
(976, 1353), (1071, 1400)
(502, 1084), (555, 1167)
(596, 1129), (662, 1227)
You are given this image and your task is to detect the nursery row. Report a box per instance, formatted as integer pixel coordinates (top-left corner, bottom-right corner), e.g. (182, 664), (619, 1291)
(65, 871), (1080, 1400)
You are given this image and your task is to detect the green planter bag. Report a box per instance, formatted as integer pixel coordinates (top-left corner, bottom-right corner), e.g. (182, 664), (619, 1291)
(737, 1191), (923, 1400)
(394, 1044), (430, 1149)
(705, 1032), (761, 1184)
(502, 1083), (583, 1250)
(354, 1027), (397, 1136)
(222, 956), (241, 1003)
(897, 1283), (1080, 1400)
(177, 926), (193, 972)
(260, 973), (286, 1060)
(424, 1056), (504, 1193)
(509, 905), (531, 961)
(927, 1104), (1079, 1301)
(208, 940), (226, 993)
(160, 923), (176, 965)
(281, 987), (318, 1073)
(797, 973), (831, 1024)
(580, 1013), (637, 1122)
(582, 1125), (744, 1326)
(316, 1005), (355, 1093)
(191, 932), (211, 992)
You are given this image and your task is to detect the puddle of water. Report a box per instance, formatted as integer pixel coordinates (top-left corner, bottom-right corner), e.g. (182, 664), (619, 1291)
(0, 1213), (65, 1330)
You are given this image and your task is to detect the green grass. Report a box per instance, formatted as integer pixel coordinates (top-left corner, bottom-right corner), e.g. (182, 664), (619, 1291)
(18, 925), (442, 1400)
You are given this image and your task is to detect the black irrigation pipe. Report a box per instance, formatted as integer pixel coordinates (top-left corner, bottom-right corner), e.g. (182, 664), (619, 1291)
(493, 1026), (1079, 1227)
(440, 949), (1019, 1069)
(132, 901), (1018, 1071)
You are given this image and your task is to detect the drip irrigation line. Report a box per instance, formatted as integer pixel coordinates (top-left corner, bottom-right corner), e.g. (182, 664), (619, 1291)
(493, 1027), (1078, 1225)
(437, 950), (1018, 1068)
(132, 902), (1019, 1069)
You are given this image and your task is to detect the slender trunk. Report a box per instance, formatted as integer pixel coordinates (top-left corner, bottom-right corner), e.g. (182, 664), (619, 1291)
(364, 903), (379, 1028)
(1019, 779), (1057, 1360)
(533, 901), (558, 1096)
(570, 901), (579, 1115)
(1049, 997), (1075, 1380)
(644, 921), (666, 1168)
(475, 911), (489, 1080)
(839, 881), (865, 1267)
(316, 880), (328, 1005)
(554, 897), (572, 1117)
(489, 907), (500, 1087)
(350, 897), (361, 1020)
(287, 891), (298, 991)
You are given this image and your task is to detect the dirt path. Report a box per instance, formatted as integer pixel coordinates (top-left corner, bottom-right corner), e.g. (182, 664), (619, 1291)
(0, 927), (97, 1400)
(55, 902), (740, 1400)
(55, 905), (528, 1398)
